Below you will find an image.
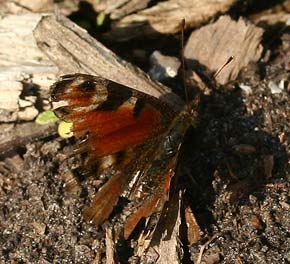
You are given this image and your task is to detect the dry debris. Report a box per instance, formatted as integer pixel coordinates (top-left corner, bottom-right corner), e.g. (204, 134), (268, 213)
(106, 0), (237, 40)
(184, 16), (264, 84)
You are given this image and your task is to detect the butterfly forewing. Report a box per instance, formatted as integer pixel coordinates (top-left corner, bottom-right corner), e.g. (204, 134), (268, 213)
(51, 74), (180, 236)
(51, 74), (174, 157)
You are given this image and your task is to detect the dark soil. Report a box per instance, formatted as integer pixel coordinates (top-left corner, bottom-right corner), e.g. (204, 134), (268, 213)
(1, 4), (290, 264)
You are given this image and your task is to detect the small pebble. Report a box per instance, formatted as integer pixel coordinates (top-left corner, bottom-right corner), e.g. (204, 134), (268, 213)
(149, 50), (181, 81)
(239, 83), (253, 95)
(268, 80), (283, 94)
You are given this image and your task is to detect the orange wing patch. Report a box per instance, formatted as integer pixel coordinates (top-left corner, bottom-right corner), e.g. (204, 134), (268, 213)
(79, 104), (164, 157)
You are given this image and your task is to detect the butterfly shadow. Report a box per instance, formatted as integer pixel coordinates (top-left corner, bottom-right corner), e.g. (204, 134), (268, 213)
(144, 57), (288, 261)
(178, 58), (288, 248)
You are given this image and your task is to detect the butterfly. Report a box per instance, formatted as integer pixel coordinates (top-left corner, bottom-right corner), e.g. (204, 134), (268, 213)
(51, 73), (198, 240)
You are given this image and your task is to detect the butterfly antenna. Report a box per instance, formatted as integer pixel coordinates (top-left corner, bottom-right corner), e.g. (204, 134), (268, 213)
(180, 19), (189, 103)
(213, 56), (234, 78)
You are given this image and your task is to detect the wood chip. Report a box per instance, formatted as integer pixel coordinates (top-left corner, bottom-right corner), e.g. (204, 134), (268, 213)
(250, 0), (290, 26)
(106, 0), (236, 40)
(235, 256), (244, 264)
(0, 0), (79, 15)
(154, 191), (182, 264)
(184, 16), (264, 84)
(139, 191), (183, 264)
(105, 226), (117, 264)
(0, 14), (56, 72)
(17, 106), (39, 121)
(0, 81), (22, 111)
(0, 122), (56, 156)
(185, 205), (201, 245)
(87, 0), (151, 20)
(252, 13), (290, 26)
(0, 14), (58, 121)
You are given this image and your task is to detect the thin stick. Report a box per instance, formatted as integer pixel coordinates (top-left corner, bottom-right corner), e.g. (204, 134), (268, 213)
(196, 233), (221, 264)
(180, 19), (188, 103)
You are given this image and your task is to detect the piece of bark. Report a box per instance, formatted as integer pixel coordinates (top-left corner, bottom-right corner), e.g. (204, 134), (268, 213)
(105, 226), (117, 264)
(10, 0), (54, 12)
(33, 14), (182, 111)
(110, 0), (151, 20)
(250, 0), (290, 26)
(0, 14), (57, 79)
(154, 191), (183, 264)
(138, 191), (183, 264)
(252, 13), (290, 26)
(185, 205), (201, 245)
(87, 0), (151, 20)
(0, 81), (22, 112)
(105, 0), (237, 41)
(0, 0), (79, 16)
(17, 107), (39, 121)
(0, 122), (56, 156)
(184, 16), (264, 85)
(87, 0), (129, 13)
